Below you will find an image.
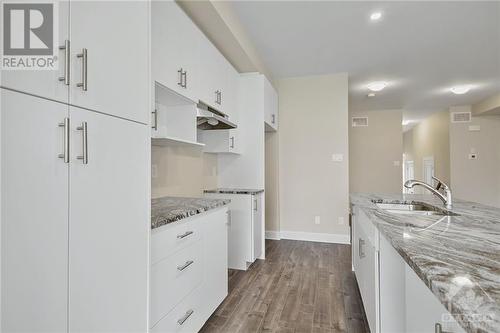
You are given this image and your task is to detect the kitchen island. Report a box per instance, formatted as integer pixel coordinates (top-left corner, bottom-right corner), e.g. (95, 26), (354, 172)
(350, 193), (500, 333)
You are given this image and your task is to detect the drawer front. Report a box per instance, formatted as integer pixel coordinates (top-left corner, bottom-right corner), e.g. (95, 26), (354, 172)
(151, 217), (201, 265)
(150, 285), (206, 333)
(150, 240), (203, 327)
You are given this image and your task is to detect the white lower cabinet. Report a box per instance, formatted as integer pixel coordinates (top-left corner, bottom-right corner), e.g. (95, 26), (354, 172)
(1, 89), (150, 332)
(1, 89), (69, 332)
(204, 192), (263, 270)
(352, 205), (466, 333)
(150, 207), (228, 332)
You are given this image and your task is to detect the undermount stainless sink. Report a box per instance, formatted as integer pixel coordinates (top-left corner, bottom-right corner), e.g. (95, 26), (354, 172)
(372, 201), (458, 216)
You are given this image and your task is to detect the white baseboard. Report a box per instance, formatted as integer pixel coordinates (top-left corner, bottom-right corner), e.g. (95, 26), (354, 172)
(265, 230), (281, 240)
(265, 230), (351, 244)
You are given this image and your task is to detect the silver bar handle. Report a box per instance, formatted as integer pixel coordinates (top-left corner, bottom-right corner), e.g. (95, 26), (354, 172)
(177, 309), (194, 326)
(177, 260), (194, 272)
(219, 90), (222, 104)
(176, 231), (194, 239)
(58, 118), (70, 163)
(152, 109), (158, 130)
(182, 70), (187, 88)
(272, 114), (276, 124)
(434, 323), (451, 333)
(76, 48), (87, 91)
(230, 136), (235, 149)
(58, 40), (70, 85)
(215, 90), (219, 104)
(177, 68), (183, 87)
(254, 198), (257, 211)
(359, 238), (366, 258)
(76, 122), (88, 164)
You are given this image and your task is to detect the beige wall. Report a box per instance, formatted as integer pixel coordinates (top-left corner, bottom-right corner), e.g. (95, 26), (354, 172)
(265, 132), (280, 232)
(349, 109), (403, 194)
(450, 106), (500, 207)
(277, 73), (349, 237)
(403, 110), (450, 186)
(151, 146), (218, 198)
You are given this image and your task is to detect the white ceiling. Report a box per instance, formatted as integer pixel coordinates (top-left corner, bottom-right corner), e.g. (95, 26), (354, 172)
(230, 1), (500, 122)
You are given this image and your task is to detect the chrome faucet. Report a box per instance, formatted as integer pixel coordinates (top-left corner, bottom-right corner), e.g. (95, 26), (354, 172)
(404, 176), (453, 209)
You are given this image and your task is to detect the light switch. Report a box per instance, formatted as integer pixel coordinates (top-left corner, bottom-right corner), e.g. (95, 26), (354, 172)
(332, 154), (344, 162)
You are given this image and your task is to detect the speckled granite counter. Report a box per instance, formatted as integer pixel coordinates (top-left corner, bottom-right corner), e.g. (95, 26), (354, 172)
(151, 196), (230, 230)
(204, 188), (264, 195)
(350, 193), (500, 333)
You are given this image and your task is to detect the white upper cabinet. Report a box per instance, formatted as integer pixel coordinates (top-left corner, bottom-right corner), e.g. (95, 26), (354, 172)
(264, 77), (278, 131)
(152, 0), (200, 103)
(70, 0), (149, 124)
(0, 0), (69, 103)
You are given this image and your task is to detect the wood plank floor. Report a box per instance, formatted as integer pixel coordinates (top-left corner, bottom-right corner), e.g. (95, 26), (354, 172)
(200, 239), (370, 333)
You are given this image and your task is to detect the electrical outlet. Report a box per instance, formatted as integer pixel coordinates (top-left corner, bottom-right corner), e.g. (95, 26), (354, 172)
(151, 164), (158, 178)
(332, 154), (344, 162)
(314, 216), (321, 225)
(338, 217), (345, 225)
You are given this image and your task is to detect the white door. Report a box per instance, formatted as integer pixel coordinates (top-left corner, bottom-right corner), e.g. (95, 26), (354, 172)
(1, 89), (69, 332)
(404, 160), (415, 193)
(151, 0), (199, 102)
(423, 156), (435, 185)
(68, 107), (149, 332)
(1, 1), (70, 103)
(70, 0), (149, 123)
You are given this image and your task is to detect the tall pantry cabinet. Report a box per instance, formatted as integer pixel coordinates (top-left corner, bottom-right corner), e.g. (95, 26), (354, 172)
(0, 1), (150, 332)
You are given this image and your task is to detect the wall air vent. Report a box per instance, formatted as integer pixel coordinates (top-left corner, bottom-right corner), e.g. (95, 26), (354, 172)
(451, 111), (471, 123)
(352, 117), (368, 127)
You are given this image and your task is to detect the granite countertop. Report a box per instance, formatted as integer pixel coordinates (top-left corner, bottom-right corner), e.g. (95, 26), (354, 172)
(204, 188), (264, 195)
(151, 196), (230, 230)
(350, 193), (500, 333)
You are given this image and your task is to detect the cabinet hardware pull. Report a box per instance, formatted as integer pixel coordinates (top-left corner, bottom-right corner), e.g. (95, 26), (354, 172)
(272, 114), (276, 124)
(226, 210), (231, 226)
(58, 40), (70, 85)
(58, 118), (70, 163)
(254, 199), (258, 211)
(177, 260), (194, 272)
(152, 109), (158, 130)
(215, 90), (219, 104)
(76, 48), (88, 91)
(76, 122), (88, 164)
(177, 309), (194, 325)
(177, 231), (194, 239)
(359, 238), (366, 258)
(435, 323), (451, 333)
(219, 90), (222, 104)
(177, 68), (183, 87)
(230, 136), (235, 149)
(182, 70), (187, 88)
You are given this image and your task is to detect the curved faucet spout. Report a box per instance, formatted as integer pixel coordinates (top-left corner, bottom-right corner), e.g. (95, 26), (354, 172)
(404, 179), (453, 209)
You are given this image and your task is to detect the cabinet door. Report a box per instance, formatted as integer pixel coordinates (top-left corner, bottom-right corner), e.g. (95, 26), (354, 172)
(1, 89), (69, 332)
(152, 0), (199, 102)
(1, 1), (69, 103)
(202, 208), (228, 316)
(198, 37), (222, 109)
(264, 77), (278, 131)
(70, 0), (149, 123)
(69, 107), (149, 332)
(252, 194), (263, 260)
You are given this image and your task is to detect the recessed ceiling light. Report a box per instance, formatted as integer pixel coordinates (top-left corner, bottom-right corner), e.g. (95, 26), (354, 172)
(367, 93), (376, 97)
(367, 81), (387, 92)
(370, 12), (382, 21)
(450, 85), (472, 95)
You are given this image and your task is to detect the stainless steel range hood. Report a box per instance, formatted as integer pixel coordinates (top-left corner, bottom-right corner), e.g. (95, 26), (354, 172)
(196, 101), (237, 130)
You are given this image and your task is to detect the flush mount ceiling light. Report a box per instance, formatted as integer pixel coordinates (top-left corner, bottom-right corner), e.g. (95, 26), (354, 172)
(367, 81), (387, 92)
(450, 85), (472, 95)
(370, 12), (382, 21)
